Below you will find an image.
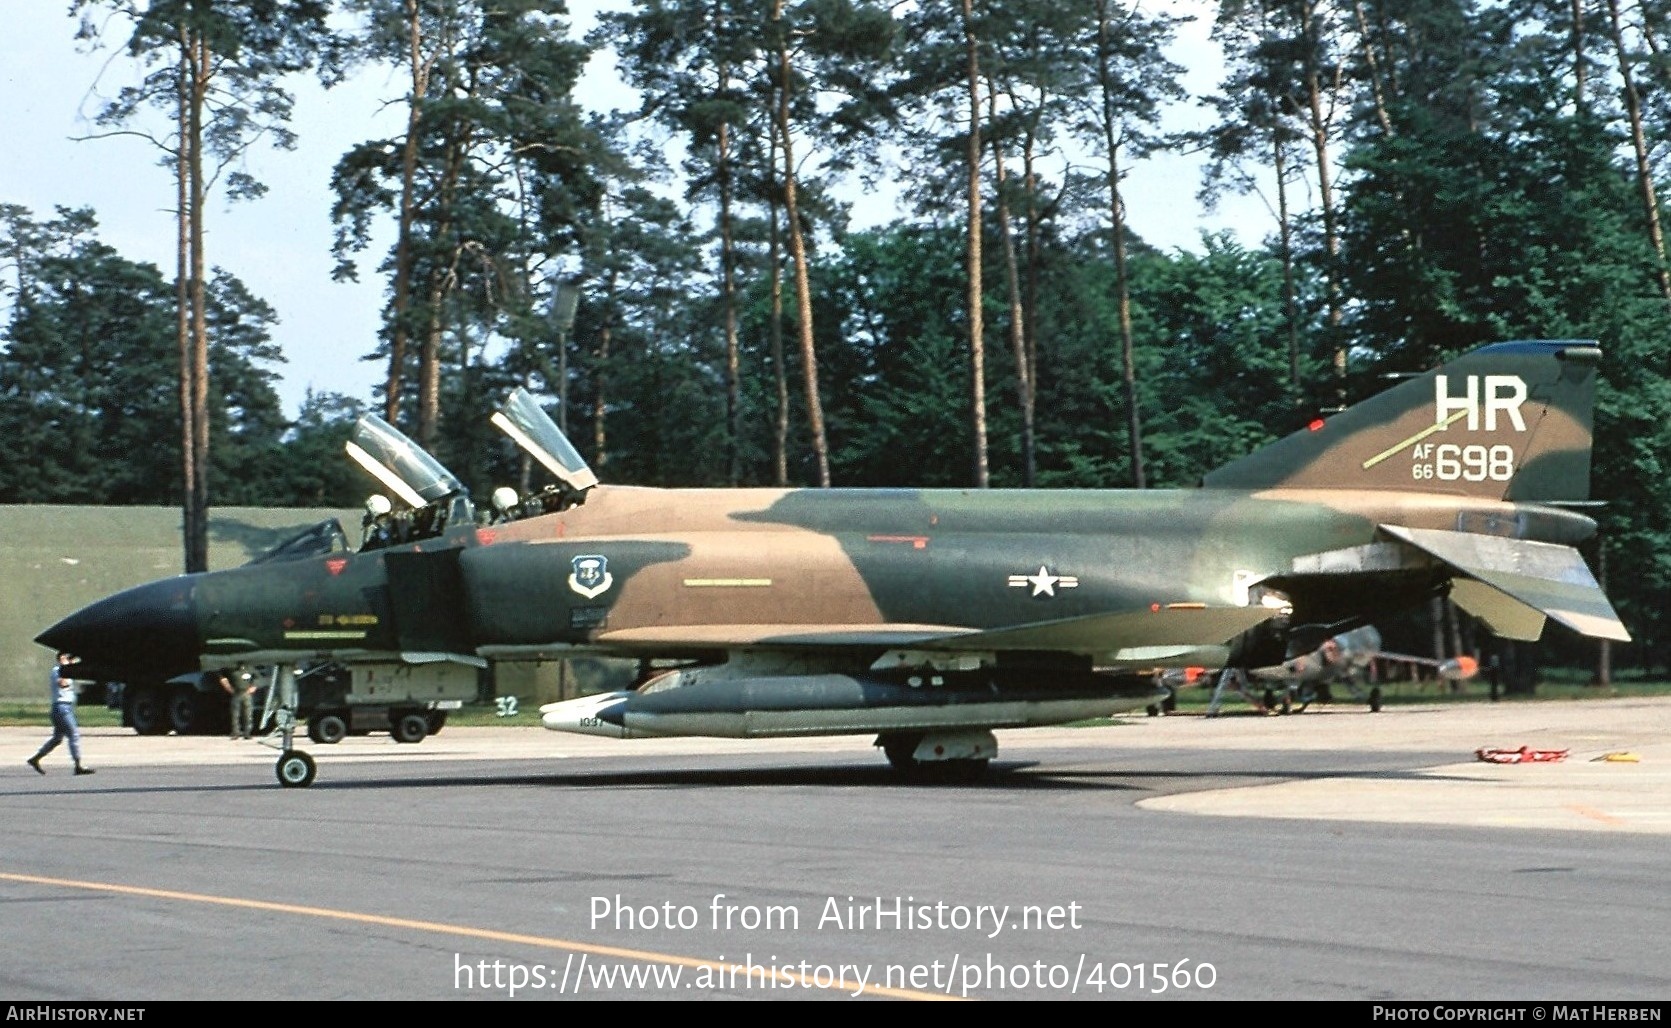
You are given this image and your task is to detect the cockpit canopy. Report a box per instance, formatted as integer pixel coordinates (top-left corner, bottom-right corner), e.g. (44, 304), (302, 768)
(244, 519), (352, 566)
(346, 413), (468, 509)
(345, 414), (474, 550)
(491, 387), (598, 494)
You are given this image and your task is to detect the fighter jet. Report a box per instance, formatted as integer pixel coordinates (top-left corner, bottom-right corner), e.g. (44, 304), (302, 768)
(37, 340), (1628, 786)
(1157, 624), (1481, 716)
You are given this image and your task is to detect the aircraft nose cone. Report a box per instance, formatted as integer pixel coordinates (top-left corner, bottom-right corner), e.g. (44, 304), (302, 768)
(35, 577), (200, 679)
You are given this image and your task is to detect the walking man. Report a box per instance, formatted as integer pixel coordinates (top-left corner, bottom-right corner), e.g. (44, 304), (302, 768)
(28, 652), (93, 776)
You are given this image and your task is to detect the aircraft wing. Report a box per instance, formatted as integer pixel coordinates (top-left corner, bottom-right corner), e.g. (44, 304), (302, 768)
(1378, 525), (1630, 642)
(587, 605), (1276, 669)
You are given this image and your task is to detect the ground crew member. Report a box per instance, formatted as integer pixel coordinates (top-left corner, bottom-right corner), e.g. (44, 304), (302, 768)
(221, 664), (257, 739)
(27, 652), (93, 776)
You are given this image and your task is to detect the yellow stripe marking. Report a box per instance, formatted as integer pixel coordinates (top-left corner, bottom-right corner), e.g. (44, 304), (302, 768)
(1361, 409), (1469, 469)
(682, 578), (773, 588)
(1565, 804), (1627, 826)
(0, 871), (958, 1001)
(283, 630), (367, 640)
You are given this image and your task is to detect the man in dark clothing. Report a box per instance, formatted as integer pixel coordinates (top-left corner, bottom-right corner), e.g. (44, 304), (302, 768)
(220, 665), (257, 740)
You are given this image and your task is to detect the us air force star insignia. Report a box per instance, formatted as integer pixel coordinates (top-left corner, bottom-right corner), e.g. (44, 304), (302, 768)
(568, 554), (614, 600)
(1007, 566), (1080, 597)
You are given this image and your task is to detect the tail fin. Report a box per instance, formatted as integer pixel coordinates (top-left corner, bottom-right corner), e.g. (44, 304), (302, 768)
(1203, 340), (1599, 502)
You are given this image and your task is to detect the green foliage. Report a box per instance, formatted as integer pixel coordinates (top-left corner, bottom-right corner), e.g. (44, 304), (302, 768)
(0, 206), (303, 507)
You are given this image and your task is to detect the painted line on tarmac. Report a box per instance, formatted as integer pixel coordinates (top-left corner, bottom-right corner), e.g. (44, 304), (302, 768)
(0, 871), (954, 1001)
(1565, 803), (1628, 826)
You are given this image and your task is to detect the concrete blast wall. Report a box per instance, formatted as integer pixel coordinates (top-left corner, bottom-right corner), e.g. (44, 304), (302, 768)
(0, 505), (359, 701)
(0, 505), (626, 706)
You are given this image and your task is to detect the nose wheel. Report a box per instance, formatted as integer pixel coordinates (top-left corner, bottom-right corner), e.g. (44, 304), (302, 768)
(259, 665), (320, 788)
(276, 750), (316, 788)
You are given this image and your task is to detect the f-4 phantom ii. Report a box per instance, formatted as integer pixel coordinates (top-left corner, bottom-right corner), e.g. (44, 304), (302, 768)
(1158, 624), (1480, 716)
(37, 340), (1628, 786)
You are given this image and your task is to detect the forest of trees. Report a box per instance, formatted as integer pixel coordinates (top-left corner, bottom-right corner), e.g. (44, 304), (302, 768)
(3, 1), (1671, 678)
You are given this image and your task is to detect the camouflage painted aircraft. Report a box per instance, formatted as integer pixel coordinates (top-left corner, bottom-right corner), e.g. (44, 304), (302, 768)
(1157, 623), (1481, 716)
(37, 340), (1628, 786)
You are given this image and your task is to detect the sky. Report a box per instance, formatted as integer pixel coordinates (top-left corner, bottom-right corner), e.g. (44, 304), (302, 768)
(0, 1), (1270, 420)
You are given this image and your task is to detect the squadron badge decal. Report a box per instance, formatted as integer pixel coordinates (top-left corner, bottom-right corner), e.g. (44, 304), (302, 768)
(569, 555), (614, 600)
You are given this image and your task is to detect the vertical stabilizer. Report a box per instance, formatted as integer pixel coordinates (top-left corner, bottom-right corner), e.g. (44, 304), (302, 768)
(1203, 341), (1599, 502)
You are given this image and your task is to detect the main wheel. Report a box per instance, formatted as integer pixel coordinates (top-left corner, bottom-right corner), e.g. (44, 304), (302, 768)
(425, 712), (448, 735)
(880, 733), (925, 770)
(309, 712), (348, 745)
(129, 684), (169, 736)
(391, 712), (429, 744)
(275, 751), (316, 788)
(1368, 686), (1383, 713)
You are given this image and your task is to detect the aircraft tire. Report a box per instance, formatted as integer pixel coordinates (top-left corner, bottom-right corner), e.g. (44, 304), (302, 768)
(129, 684), (169, 736)
(1369, 686), (1383, 713)
(880, 733), (926, 770)
(391, 712), (429, 744)
(276, 751), (316, 788)
(426, 712), (447, 735)
(309, 713), (348, 745)
(1161, 687), (1177, 713)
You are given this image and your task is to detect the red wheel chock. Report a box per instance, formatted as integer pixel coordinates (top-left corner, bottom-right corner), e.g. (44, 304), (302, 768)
(1475, 746), (1570, 764)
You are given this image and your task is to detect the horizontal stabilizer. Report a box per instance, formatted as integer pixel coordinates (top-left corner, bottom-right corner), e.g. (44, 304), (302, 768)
(1380, 525), (1629, 642)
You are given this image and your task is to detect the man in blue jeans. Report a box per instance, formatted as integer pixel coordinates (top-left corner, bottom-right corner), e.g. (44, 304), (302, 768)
(27, 652), (94, 776)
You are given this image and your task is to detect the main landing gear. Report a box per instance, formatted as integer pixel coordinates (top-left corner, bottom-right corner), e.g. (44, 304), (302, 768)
(876, 729), (996, 782)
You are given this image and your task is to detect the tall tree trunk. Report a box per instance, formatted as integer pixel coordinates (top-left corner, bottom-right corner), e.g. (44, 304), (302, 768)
(1097, 0), (1144, 489)
(988, 81), (1033, 486)
(1572, 0), (1587, 112)
(419, 278), (445, 450)
(1605, 0), (1671, 301)
(388, 0), (433, 425)
(1274, 130), (1300, 390)
(187, 29), (210, 573)
(1021, 134), (1043, 457)
(775, 1), (829, 486)
(962, 0), (989, 488)
(768, 152), (790, 488)
(1299, 2), (1344, 391)
(1352, 1), (1394, 137)
(417, 118), (469, 450)
(718, 72), (741, 486)
(175, 34), (198, 574)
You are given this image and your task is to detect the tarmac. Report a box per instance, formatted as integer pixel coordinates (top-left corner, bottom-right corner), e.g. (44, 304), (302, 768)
(5, 693), (1668, 835)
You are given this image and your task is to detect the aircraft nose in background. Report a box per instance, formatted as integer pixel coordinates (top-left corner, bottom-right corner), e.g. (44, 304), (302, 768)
(35, 577), (200, 677)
